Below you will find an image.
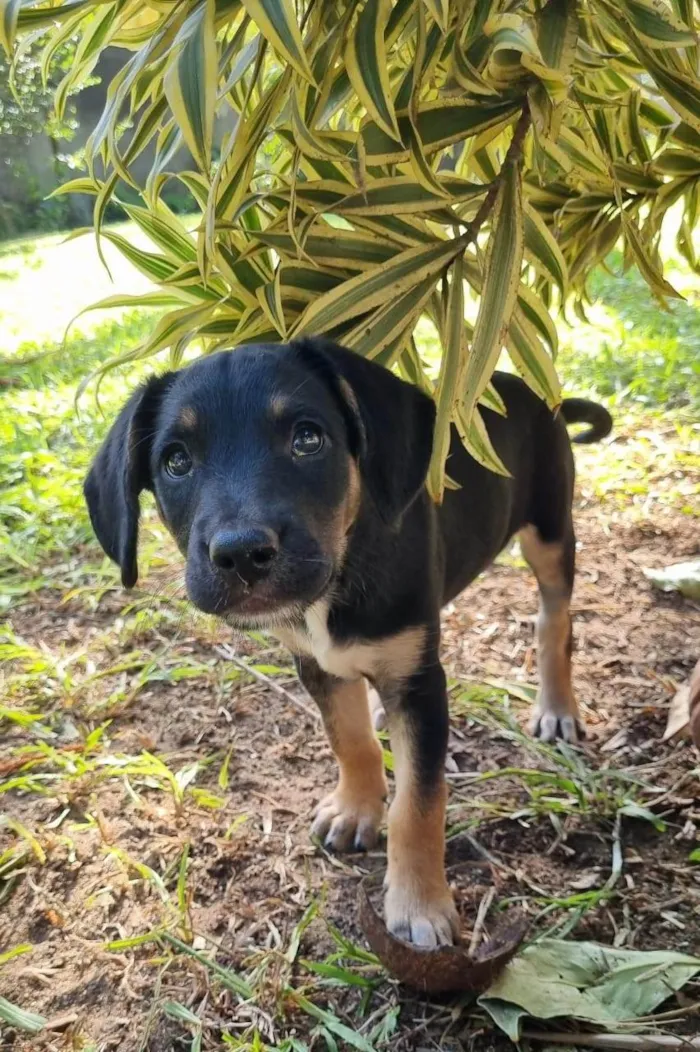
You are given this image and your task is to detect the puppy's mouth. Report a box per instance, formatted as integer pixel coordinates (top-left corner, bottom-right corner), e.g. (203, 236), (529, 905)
(186, 558), (335, 627)
(221, 602), (304, 631)
(226, 592), (299, 621)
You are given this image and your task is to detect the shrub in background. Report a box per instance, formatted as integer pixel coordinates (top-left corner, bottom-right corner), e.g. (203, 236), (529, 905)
(5, 0), (700, 493)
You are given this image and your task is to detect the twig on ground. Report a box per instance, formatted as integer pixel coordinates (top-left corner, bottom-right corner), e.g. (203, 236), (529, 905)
(44, 1012), (79, 1031)
(468, 886), (495, 956)
(524, 1032), (700, 1051)
(215, 645), (320, 722)
(630, 1003), (700, 1026)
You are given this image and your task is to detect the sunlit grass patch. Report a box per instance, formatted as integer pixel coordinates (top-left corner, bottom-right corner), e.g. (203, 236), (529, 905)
(557, 250), (699, 412)
(0, 312), (163, 602)
(0, 222), (152, 354)
(574, 411), (699, 515)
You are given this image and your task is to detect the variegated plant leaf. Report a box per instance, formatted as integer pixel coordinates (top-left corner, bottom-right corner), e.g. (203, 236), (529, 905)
(163, 0), (217, 173)
(16, 0), (700, 493)
(460, 159), (524, 423)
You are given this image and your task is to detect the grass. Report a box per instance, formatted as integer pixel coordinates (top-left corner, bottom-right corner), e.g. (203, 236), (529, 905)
(557, 253), (700, 411)
(0, 225), (699, 1049)
(0, 313), (158, 601)
(0, 222), (153, 355)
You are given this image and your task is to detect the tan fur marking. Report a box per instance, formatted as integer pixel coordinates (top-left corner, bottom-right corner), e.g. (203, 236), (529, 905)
(374, 624), (426, 687)
(519, 526), (580, 735)
(178, 406), (198, 430)
(269, 395), (289, 419)
(384, 719), (457, 946)
(519, 525), (567, 596)
(342, 456), (362, 534)
(324, 680), (386, 797)
(388, 780), (448, 902)
(536, 604), (575, 715)
(338, 376), (361, 419)
(316, 454), (361, 580)
(311, 679), (387, 850)
(274, 614), (425, 685)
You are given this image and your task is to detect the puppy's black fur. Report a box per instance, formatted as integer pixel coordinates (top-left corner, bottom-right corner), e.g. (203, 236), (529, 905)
(85, 338), (612, 947)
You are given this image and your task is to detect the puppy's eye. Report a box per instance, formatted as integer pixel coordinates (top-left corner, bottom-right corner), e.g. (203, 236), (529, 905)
(291, 424), (324, 457)
(163, 445), (193, 478)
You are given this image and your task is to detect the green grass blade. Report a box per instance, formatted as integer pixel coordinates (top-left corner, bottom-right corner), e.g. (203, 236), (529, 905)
(0, 996), (46, 1035)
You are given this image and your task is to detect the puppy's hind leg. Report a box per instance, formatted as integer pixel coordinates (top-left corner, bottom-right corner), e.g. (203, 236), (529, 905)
(519, 523), (583, 743)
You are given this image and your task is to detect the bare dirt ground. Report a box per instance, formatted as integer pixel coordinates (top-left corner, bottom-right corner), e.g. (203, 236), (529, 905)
(1, 425), (699, 1051)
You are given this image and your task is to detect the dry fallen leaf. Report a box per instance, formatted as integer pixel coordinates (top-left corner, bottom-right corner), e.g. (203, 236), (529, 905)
(643, 560), (700, 600)
(478, 939), (700, 1040)
(569, 870), (601, 891)
(663, 685), (690, 741)
(664, 659), (700, 747)
(689, 659), (700, 749)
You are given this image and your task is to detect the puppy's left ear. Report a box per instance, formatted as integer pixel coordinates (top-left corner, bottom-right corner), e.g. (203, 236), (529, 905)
(84, 373), (174, 588)
(295, 338), (436, 525)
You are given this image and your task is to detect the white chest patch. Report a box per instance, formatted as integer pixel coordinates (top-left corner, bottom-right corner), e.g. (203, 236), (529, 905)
(273, 600), (372, 680)
(273, 600), (425, 685)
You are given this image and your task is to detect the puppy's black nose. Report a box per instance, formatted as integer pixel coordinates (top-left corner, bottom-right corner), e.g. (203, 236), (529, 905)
(209, 527), (279, 581)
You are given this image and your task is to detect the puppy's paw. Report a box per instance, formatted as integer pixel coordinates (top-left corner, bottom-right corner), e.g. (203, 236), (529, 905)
(384, 880), (459, 948)
(531, 705), (585, 743)
(312, 786), (386, 853)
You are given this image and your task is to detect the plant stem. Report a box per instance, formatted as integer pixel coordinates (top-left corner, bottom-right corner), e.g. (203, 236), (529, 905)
(161, 932), (253, 999)
(215, 644), (320, 722)
(459, 101), (531, 250)
(524, 1032), (700, 1051)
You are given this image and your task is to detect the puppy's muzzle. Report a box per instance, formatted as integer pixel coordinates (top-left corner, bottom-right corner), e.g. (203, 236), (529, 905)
(208, 525), (279, 585)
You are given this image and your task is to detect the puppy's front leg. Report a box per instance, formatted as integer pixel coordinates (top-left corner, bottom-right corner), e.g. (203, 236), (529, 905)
(382, 659), (459, 948)
(296, 656), (388, 852)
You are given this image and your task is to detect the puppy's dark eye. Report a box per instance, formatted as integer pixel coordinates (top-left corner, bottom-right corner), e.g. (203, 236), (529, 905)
(163, 445), (193, 478)
(291, 424), (324, 457)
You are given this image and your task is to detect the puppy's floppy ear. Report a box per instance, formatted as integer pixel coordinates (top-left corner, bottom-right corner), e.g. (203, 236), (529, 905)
(294, 338), (436, 525)
(84, 373), (174, 588)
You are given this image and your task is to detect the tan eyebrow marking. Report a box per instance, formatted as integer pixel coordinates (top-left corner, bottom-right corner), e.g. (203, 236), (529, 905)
(269, 395), (291, 419)
(178, 406), (198, 429)
(338, 377), (360, 415)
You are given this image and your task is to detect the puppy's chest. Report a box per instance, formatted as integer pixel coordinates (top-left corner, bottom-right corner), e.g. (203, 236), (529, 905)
(273, 601), (425, 685)
(274, 601), (377, 680)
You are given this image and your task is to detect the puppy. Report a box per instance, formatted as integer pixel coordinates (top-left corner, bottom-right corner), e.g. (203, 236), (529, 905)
(84, 337), (612, 947)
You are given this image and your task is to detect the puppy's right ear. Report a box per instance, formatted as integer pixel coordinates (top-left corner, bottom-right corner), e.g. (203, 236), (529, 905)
(84, 374), (174, 588)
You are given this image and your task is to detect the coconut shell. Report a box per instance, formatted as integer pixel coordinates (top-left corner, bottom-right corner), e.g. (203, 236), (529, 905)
(358, 878), (528, 993)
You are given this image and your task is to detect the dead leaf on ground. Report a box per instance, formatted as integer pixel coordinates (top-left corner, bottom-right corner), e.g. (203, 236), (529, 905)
(664, 659), (700, 747)
(663, 685), (690, 741)
(643, 561), (700, 600)
(478, 939), (700, 1041)
(689, 658), (700, 748)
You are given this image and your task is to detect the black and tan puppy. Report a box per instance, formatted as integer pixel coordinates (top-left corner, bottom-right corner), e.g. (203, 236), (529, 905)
(84, 338), (612, 948)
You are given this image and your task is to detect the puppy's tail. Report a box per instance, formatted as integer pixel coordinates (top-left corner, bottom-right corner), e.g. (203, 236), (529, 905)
(560, 398), (613, 444)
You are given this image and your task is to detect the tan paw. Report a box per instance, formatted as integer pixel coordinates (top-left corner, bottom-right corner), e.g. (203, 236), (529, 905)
(531, 701), (585, 743)
(384, 880), (459, 948)
(311, 787), (386, 853)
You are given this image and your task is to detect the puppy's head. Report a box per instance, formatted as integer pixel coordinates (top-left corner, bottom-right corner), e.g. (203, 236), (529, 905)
(84, 339), (435, 628)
